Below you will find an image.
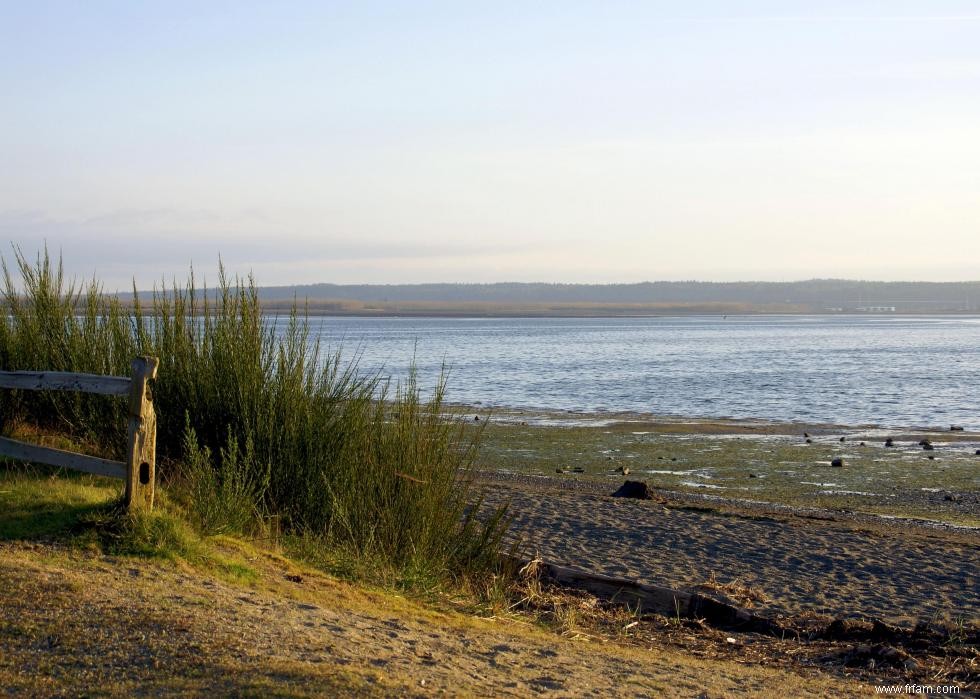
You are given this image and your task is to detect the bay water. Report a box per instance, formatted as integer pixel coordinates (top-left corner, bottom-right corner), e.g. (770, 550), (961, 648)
(273, 315), (980, 430)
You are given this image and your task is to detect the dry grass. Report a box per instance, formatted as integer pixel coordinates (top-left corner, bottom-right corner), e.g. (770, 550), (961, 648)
(694, 571), (773, 609)
(0, 473), (882, 698)
(2, 464), (975, 696)
(1, 538), (873, 699)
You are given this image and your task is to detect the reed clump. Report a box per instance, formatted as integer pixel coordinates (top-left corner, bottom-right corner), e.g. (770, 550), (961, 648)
(0, 248), (508, 582)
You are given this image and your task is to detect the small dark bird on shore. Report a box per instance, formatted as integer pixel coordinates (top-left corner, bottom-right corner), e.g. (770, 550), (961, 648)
(923, 443), (935, 451)
(918, 439), (931, 446)
(805, 438), (813, 444)
(839, 437), (846, 442)
(831, 457), (844, 467)
(884, 438), (894, 447)
(804, 432), (810, 438)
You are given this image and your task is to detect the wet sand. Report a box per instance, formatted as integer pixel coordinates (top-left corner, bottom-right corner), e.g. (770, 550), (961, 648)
(476, 472), (980, 624)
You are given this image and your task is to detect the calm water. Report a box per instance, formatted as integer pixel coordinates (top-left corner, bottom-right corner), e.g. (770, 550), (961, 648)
(276, 315), (980, 430)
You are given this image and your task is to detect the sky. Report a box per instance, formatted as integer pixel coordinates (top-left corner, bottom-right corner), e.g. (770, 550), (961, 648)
(2, 1), (979, 290)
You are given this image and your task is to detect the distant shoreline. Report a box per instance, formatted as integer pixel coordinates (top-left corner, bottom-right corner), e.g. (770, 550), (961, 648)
(126, 278), (980, 316)
(256, 303), (980, 318)
(102, 300), (980, 317)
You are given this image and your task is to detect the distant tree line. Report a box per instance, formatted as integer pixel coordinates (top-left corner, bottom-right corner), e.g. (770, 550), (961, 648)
(239, 280), (980, 312)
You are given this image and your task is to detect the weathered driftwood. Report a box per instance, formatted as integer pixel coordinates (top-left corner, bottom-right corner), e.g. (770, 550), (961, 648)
(0, 370), (131, 396)
(512, 556), (785, 636)
(125, 357), (159, 511)
(0, 436), (126, 479)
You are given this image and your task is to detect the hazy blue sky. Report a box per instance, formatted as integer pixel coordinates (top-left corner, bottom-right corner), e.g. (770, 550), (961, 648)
(2, 1), (979, 289)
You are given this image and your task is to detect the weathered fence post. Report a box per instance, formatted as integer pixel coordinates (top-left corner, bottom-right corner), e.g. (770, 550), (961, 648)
(125, 356), (159, 511)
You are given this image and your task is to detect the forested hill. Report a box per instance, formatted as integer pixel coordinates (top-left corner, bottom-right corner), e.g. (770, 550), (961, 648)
(248, 280), (980, 313)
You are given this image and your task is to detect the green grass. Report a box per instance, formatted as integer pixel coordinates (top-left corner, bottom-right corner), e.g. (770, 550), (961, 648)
(0, 464), (116, 540)
(0, 463), (261, 584)
(0, 247), (509, 584)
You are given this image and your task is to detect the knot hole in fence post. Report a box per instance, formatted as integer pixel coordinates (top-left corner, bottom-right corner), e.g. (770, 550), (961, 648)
(125, 356), (159, 511)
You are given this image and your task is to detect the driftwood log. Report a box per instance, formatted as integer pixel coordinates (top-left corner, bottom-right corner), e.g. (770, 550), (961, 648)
(508, 555), (785, 636)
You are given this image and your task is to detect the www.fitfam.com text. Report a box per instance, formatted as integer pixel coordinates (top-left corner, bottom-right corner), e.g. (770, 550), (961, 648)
(874, 684), (960, 695)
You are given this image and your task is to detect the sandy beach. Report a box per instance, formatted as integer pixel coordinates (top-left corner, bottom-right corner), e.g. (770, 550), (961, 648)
(476, 471), (980, 625)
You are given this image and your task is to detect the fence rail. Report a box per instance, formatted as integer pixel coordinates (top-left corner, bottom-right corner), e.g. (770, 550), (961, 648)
(0, 436), (126, 479)
(0, 371), (131, 396)
(0, 357), (159, 510)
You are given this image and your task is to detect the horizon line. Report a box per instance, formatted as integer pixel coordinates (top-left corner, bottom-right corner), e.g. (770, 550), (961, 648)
(239, 278), (980, 290)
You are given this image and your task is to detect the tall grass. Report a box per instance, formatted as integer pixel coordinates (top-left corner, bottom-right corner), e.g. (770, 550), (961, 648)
(0, 248), (508, 580)
(0, 249), (133, 453)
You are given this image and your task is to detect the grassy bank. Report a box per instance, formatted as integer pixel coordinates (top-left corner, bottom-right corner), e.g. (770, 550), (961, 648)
(0, 469), (896, 697)
(0, 249), (507, 585)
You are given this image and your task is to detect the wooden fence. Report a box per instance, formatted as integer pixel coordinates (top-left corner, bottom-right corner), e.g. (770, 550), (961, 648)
(0, 357), (159, 511)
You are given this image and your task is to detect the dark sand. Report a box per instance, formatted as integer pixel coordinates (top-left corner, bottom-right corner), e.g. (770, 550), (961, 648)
(477, 472), (979, 624)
